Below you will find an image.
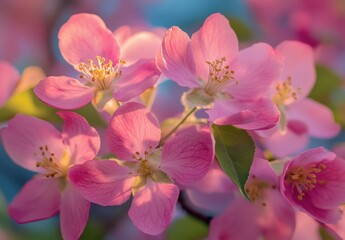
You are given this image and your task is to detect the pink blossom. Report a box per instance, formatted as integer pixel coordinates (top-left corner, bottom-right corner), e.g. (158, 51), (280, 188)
(0, 61), (20, 108)
(209, 157), (295, 240)
(280, 147), (345, 223)
(34, 13), (160, 111)
(1, 112), (100, 240)
(157, 13), (282, 130)
(68, 102), (214, 235)
(256, 41), (340, 157)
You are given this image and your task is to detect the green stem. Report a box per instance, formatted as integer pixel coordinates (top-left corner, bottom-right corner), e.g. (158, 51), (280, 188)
(160, 107), (197, 145)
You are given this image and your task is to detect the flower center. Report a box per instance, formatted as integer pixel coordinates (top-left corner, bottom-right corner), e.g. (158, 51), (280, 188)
(285, 163), (326, 200)
(273, 76), (302, 106)
(204, 57), (236, 96)
(78, 56), (126, 91)
(34, 145), (69, 178)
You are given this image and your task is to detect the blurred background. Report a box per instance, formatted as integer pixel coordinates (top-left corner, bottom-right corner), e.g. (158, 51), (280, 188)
(0, 0), (344, 239)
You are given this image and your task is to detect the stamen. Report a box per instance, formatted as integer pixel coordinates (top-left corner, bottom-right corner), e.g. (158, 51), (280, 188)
(204, 57), (236, 96)
(78, 56), (126, 91)
(285, 163), (326, 200)
(273, 76), (302, 105)
(35, 145), (66, 178)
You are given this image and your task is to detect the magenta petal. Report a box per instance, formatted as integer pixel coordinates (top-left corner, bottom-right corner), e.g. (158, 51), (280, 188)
(276, 41), (315, 98)
(287, 98), (340, 138)
(128, 180), (179, 235)
(157, 26), (199, 88)
(58, 13), (120, 66)
(60, 183), (90, 240)
(113, 59), (160, 102)
(309, 157), (345, 209)
(8, 178), (60, 223)
(191, 13), (239, 81)
(209, 198), (261, 240)
(0, 61), (20, 107)
(34, 76), (94, 110)
(227, 43), (283, 100)
(208, 97), (280, 130)
(1, 115), (65, 172)
(68, 160), (133, 206)
(58, 111), (100, 165)
(160, 130), (214, 186)
(107, 102), (160, 160)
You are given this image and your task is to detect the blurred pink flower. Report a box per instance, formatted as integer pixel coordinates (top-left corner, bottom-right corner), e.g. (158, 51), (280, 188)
(209, 157), (295, 240)
(68, 102), (214, 235)
(157, 13), (282, 130)
(280, 147), (345, 223)
(34, 13), (160, 110)
(256, 41), (340, 157)
(1, 112), (100, 240)
(0, 61), (20, 108)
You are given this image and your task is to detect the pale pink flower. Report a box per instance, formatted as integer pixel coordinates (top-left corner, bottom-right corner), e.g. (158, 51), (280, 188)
(157, 13), (282, 130)
(1, 112), (100, 240)
(209, 157), (295, 240)
(280, 147), (345, 223)
(0, 61), (20, 108)
(291, 211), (322, 240)
(34, 13), (160, 110)
(256, 41), (340, 157)
(68, 102), (214, 235)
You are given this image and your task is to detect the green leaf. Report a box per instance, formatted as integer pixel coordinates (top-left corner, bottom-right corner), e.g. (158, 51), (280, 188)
(167, 216), (208, 240)
(212, 124), (255, 200)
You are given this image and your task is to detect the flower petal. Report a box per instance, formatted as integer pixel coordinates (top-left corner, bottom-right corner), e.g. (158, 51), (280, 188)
(58, 111), (100, 165)
(8, 178), (60, 223)
(34, 76), (94, 110)
(0, 61), (20, 107)
(157, 26), (199, 88)
(113, 59), (160, 102)
(128, 179), (179, 235)
(287, 98), (340, 138)
(1, 114), (65, 172)
(227, 43), (283, 100)
(276, 41), (315, 98)
(121, 31), (162, 64)
(60, 183), (90, 240)
(191, 13), (239, 81)
(107, 102), (160, 160)
(208, 97), (280, 130)
(160, 129), (214, 185)
(68, 160), (133, 206)
(58, 13), (120, 66)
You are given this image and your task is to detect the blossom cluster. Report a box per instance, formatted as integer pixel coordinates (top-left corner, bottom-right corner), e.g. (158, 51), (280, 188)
(1, 12), (344, 240)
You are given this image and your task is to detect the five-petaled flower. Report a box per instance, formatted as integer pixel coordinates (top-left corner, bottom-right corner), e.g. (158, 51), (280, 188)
(1, 112), (100, 240)
(68, 102), (214, 235)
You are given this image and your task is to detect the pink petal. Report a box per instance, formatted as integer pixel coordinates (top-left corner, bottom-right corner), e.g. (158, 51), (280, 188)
(287, 98), (340, 138)
(227, 43), (283, 100)
(276, 41), (315, 98)
(113, 25), (133, 46)
(248, 157), (278, 185)
(207, 97), (280, 130)
(209, 198), (261, 240)
(34, 76), (94, 110)
(106, 102), (160, 160)
(191, 13), (239, 81)
(113, 59), (160, 102)
(292, 147), (336, 167)
(128, 179), (179, 235)
(0, 61), (20, 107)
(309, 157), (345, 209)
(58, 13), (120, 66)
(68, 160), (133, 206)
(58, 111), (100, 165)
(8, 178), (60, 223)
(292, 211), (320, 240)
(160, 129), (214, 186)
(157, 26), (199, 88)
(121, 31), (163, 64)
(60, 183), (90, 240)
(1, 115), (65, 172)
